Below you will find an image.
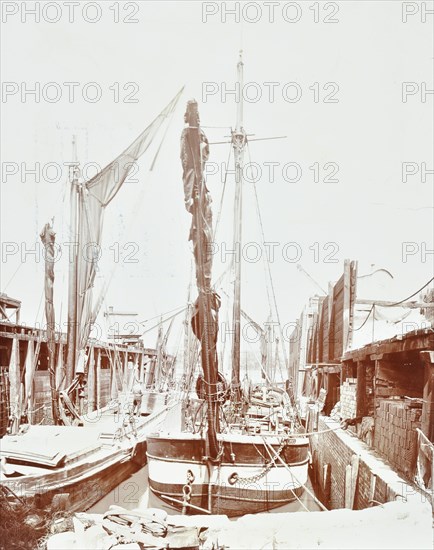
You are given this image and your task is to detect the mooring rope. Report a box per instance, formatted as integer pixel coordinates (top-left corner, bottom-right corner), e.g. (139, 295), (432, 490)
(302, 423), (347, 437)
(262, 437), (328, 512)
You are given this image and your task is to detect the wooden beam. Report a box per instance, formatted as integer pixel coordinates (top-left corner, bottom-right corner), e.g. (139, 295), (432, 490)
(0, 294), (21, 308)
(96, 348), (101, 410)
(324, 366), (341, 374)
(87, 345), (96, 413)
(122, 351), (129, 392)
(420, 351), (434, 442)
(356, 299), (434, 308)
(342, 259), (351, 354)
(356, 361), (367, 418)
(139, 351), (144, 384)
(9, 338), (20, 433)
(343, 329), (434, 362)
(323, 463), (331, 508)
(347, 261), (358, 352)
(306, 362), (340, 368)
(344, 464), (352, 508)
(350, 454), (360, 509)
(56, 343), (65, 391)
(110, 355), (118, 400)
(369, 474), (377, 504)
(327, 281), (334, 361)
(24, 340), (35, 424)
(375, 357), (424, 399)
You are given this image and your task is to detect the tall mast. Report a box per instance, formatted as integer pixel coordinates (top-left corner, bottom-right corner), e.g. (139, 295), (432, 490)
(183, 273), (193, 389)
(230, 51), (247, 401)
(65, 136), (79, 388)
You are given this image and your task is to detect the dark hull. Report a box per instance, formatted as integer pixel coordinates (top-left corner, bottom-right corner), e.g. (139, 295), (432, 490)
(1, 403), (170, 512)
(3, 440), (147, 513)
(147, 433), (309, 517)
(149, 479), (305, 516)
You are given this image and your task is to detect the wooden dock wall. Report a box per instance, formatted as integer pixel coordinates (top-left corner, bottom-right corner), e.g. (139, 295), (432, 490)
(309, 415), (426, 511)
(0, 323), (157, 433)
(288, 260), (433, 503)
(305, 330), (434, 506)
(289, 260), (357, 390)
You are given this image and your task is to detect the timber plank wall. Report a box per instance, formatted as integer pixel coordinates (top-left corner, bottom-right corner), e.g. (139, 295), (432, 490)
(310, 415), (422, 510)
(0, 322), (156, 434)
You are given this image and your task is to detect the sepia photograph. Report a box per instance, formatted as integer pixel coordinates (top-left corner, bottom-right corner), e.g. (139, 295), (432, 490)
(0, 1), (433, 548)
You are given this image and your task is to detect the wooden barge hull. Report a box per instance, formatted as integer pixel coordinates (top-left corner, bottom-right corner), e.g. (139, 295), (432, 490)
(1, 404), (170, 512)
(146, 432), (309, 516)
(1, 440), (146, 512)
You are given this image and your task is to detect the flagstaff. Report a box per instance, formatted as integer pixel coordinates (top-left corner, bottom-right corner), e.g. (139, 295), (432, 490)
(231, 50), (247, 403)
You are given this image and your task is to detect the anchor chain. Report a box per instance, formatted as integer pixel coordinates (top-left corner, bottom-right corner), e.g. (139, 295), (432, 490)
(181, 469), (195, 514)
(228, 436), (289, 486)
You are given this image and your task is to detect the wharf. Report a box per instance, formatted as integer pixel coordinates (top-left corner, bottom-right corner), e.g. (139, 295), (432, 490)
(0, 317), (157, 432)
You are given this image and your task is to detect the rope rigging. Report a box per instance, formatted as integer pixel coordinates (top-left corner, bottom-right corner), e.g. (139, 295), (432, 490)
(247, 141), (289, 381)
(353, 275), (434, 332)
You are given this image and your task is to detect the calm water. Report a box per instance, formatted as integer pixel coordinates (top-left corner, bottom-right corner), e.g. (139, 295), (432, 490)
(89, 464), (322, 515)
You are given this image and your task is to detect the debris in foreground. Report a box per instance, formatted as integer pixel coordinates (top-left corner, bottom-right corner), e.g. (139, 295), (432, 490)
(43, 500), (433, 550)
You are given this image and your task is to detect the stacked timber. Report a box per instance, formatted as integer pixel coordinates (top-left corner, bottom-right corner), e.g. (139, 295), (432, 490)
(373, 398), (422, 477)
(340, 378), (357, 420)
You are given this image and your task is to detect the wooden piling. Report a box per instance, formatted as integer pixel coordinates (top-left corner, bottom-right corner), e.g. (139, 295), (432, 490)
(9, 338), (20, 432)
(56, 342), (65, 391)
(87, 346), (96, 413)
(96, 348), (101, 410)
(24, 340), (35, 423)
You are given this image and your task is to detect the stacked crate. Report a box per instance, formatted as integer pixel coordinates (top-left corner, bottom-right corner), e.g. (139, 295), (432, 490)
(373, 398), (421, 479)
(340, 378), (357, 420)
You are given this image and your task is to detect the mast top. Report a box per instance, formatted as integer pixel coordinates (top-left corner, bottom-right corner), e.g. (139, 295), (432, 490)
(66, 135), (80, 183)
(236, 52), (244, 132)
(184, 99), (199, 127)
(234, 52), (246, 147)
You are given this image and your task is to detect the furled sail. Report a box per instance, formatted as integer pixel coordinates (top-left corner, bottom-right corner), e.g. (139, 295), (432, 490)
(70, 88), (184, 379)
(181, 100), (220, 459)
(40, 222), (60, 423)
(191, 291), (221, 370)
(181, 105), (212, 288)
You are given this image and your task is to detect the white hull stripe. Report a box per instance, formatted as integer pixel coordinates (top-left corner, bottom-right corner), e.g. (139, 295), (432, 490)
(149, 485), (303, 504)
(148, 458), (308, 491)
(146, 452), (309, 469)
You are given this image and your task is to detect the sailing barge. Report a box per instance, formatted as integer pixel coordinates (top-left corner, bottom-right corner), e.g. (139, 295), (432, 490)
(147, 55), (309, 517)
(147, 429), (309, 516)
(0, 407), (169, 512)
(0, 90), (184, 511)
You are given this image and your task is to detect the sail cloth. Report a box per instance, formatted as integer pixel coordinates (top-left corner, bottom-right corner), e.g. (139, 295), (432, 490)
(181, 104), (213, 289)
(181, 100), (221, 352)
(181, 100), (221, 456)
(191, 292), (221, 368)
(72, 88), (184, 369)
(181, 100), (221, 367)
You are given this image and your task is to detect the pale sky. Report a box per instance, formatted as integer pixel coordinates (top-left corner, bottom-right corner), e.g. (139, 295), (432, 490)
(1, 1), (433, 352)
